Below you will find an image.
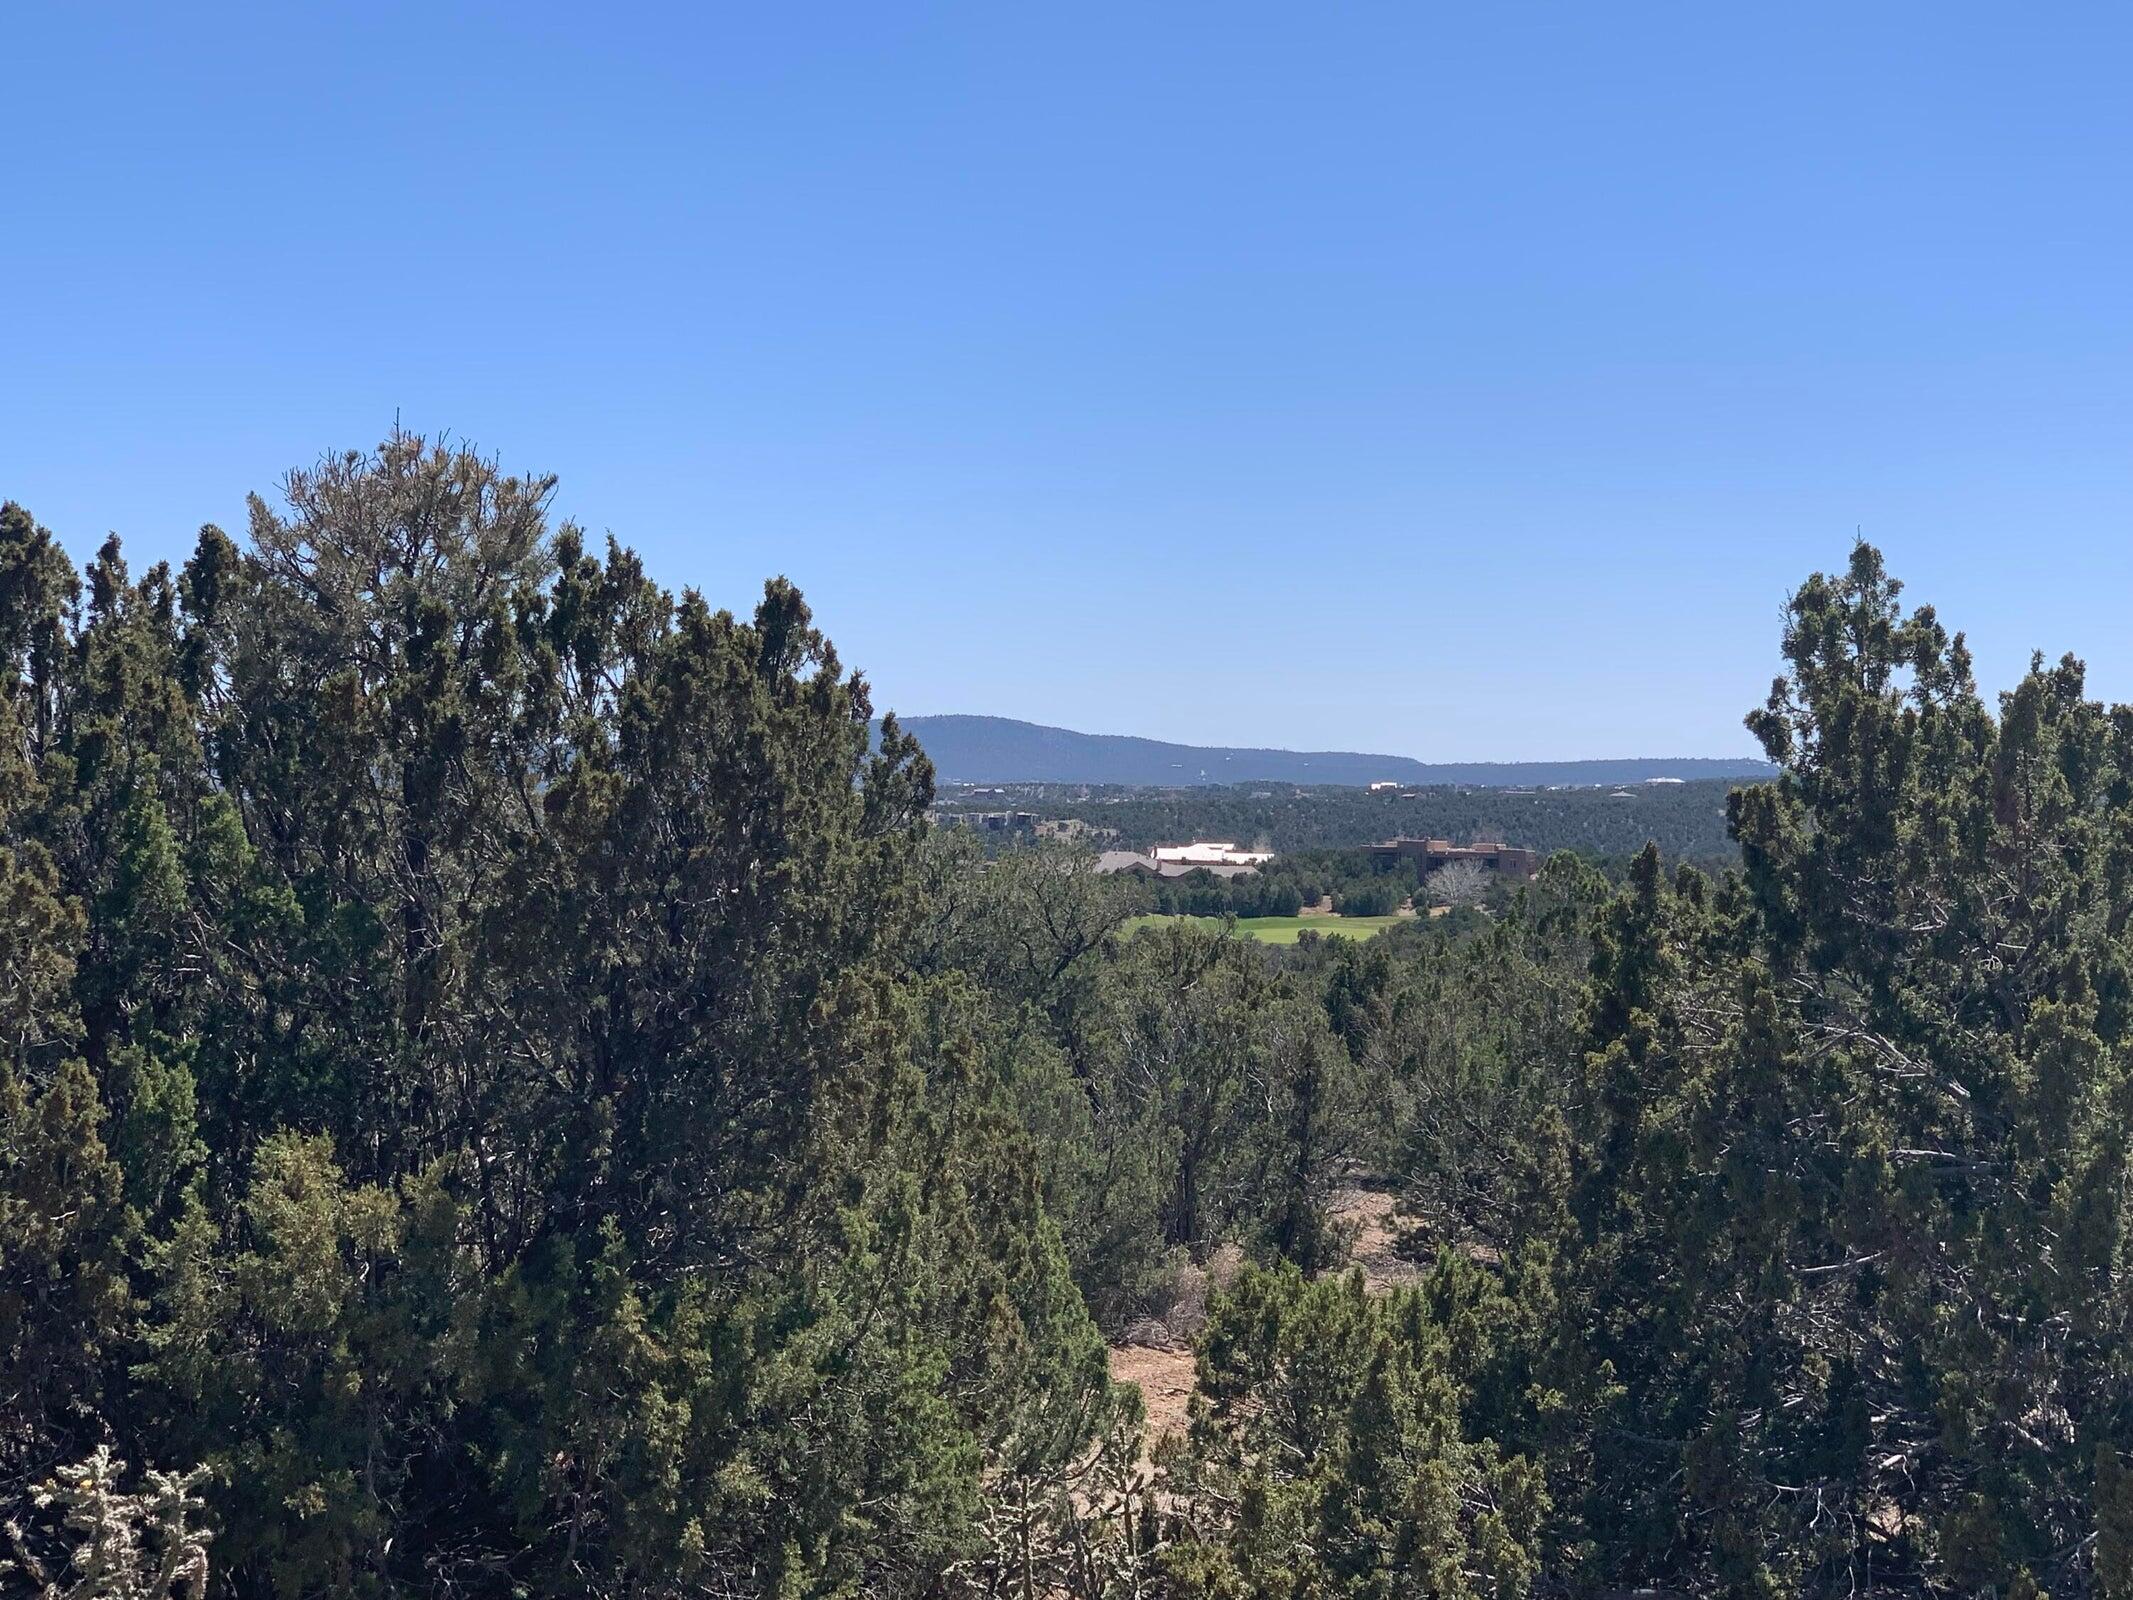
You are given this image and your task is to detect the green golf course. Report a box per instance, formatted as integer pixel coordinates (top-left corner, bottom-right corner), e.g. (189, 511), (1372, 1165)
(1121, 913), (1408, 945)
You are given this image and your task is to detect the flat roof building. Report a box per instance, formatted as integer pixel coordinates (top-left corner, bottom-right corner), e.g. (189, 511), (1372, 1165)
(1150, 841), (1275, 867)
(1095, 850), (1263, 880)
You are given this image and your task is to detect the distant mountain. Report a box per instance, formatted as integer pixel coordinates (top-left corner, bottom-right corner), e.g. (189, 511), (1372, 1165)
(881, 715), (1777, 789)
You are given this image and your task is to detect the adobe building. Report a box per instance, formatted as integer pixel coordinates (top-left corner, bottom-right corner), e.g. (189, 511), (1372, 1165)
(1367, 837), (1541, 881)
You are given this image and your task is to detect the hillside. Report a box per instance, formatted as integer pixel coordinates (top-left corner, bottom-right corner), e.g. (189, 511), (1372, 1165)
(887, 713), (1775, 788)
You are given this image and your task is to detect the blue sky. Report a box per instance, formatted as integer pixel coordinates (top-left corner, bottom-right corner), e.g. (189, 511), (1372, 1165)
(5, 3), (2129, 761)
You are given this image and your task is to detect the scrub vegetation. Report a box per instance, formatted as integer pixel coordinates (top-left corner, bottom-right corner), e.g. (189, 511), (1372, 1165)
(8, 440), (2133, 1597)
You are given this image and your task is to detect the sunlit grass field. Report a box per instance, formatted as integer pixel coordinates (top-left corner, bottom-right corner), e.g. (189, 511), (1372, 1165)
(1121, 913), (1407, 945)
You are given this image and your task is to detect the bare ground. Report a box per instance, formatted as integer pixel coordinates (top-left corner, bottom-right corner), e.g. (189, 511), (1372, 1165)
(1107, 1185), (1414, 1450)
(1332, 1182), (1424, 1293)
(1106, 1342), (1197, 1449)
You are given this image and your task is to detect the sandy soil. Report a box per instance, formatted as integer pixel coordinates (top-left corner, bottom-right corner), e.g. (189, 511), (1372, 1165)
(1332, 1183), (1424, 1292)
(1107, 1342), (1197, 1447)
(1107, 1184), (1416, 1448)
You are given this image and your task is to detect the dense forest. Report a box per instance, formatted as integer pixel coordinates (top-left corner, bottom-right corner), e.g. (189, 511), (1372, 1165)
(9, 438), (2133, 1598)
(942, 779), (1747, 866)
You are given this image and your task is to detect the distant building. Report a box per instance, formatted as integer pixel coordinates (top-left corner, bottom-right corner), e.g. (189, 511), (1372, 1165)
(935, 810), (1039, 833)
(1095, 840), (1271, 880)
(1368, 780), (1401, 792)
(1150, 840), (1274, 867)
(1367, 837), (1541, 881)
(1034, 817), (1097, 840)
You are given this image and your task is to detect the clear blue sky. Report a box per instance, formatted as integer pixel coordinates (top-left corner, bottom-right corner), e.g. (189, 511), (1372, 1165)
(6, 4), (2130, 761)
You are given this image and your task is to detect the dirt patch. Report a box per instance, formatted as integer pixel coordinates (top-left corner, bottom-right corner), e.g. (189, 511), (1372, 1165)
(1108, 1342), (1197, 1449)
(1106, 1193), (1416, 1447)
(1105, 1245), (1242, 1455)
(1330, 1184), (1421, 1292)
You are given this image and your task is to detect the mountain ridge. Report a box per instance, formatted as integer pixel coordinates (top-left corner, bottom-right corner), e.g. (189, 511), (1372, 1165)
(882, 714), (1776, 789)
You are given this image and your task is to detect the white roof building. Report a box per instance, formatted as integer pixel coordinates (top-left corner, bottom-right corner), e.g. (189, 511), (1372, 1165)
(1150, 840), (1275, 867)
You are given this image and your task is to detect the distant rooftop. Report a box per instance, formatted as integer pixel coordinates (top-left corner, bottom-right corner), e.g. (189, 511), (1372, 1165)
(1151, 841), (1276, 866)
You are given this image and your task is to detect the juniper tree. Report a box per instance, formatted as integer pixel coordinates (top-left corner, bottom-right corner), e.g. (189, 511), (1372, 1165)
(0, 441), (1129, 1599)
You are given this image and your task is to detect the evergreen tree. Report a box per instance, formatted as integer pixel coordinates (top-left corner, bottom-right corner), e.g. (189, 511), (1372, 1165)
(0, 442), (1128, 1598)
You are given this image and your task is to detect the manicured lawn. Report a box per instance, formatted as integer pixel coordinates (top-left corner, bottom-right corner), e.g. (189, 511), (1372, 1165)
(1121, 913), (1407, 945)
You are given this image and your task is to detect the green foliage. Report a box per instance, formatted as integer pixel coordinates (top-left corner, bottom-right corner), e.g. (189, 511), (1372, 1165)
(920, 843), (1372, 1323)
(1075, 541), (2133, 1595)
(961, 777), (1747, 865)
(1332, 877), (1404, 917)
(0, 446), (1125, 1598)
(1542, 544), (2133, 1595)
(1337, 853), (1606, 1242)
(0, 1056), (133, 1453)
(19, 455), (2133, 1598)
(1142, 869), (1307, 919)
(1060, 924), (1363, 1310)
(1156, 1263), (1548, 1599)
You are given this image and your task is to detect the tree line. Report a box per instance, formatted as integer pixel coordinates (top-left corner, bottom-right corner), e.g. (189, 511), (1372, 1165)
(948, 778), (1748, 866)
(1132, 845), (1517, 919)
(8, 441), (2133, 1597)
